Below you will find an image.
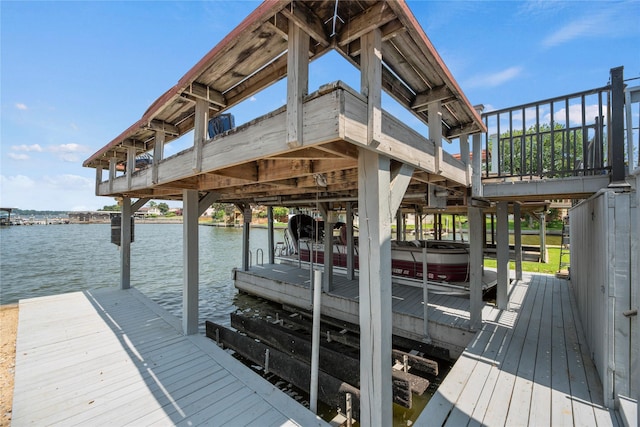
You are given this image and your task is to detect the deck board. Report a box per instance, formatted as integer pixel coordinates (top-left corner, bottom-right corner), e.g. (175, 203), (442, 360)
(415, 273), (618, 426)
(12, 287), (327, 426)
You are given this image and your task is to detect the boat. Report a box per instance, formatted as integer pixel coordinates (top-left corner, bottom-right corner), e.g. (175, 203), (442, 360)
(283, 214), (471, 283)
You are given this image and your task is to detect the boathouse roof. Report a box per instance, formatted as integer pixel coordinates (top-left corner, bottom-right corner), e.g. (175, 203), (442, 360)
(84, 0), (486, 207)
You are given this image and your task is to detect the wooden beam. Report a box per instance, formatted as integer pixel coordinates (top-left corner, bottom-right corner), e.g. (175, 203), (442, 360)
(286, 22), (309, 148)
(361, 29), (382, 147)
(183, 189), (199, 335)
(182, 82), (226, 108)
(358, 148), (392, 426)
(122, 139), (146, 150)
(280, 2), (329, 47)
(345, 19), (406, 57)
(315, 141), (359, 159)
(412, 86), (455, 112)
(214, 163), (259, 181)
(95, 166), (103, 195)
(198, 191), (219, 217)
(338, 2), (395, 47)
(472, 132), (483, 197)
(389, 162), (414, 217)
(131, 198), (150, 212)
(460, 133), (471, 186)
(147, 120), (179, 136)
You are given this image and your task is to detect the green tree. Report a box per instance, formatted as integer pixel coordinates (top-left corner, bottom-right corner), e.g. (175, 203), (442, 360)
(157, 203), (170, 214)
(102, 205), (121, 211)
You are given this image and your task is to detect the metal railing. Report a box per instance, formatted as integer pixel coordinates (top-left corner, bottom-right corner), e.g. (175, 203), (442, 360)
(482, 85), (611, 180)
(480, 66), (635, 182)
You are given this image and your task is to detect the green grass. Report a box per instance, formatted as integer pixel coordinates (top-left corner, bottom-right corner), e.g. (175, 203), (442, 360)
(483, 247), (563, 275)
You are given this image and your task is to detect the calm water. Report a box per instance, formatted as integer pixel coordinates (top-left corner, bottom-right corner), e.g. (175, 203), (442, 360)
(0, 223), (283, 328)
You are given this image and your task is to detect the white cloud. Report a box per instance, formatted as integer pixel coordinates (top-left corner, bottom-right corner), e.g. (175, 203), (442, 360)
(15, 103), (28, 110)
(11, 144), (43, 152)
(250, 96), (257, 102)
(546, 104), (607, 126)
(7, 153), (30, 161)
(43, 174), (93, 190)
(464, 66), (523, 89)
(48, 143), (88, 153)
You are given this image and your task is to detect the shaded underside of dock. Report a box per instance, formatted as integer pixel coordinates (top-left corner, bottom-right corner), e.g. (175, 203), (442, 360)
(11, 288), (327, 426)
(235, 263), (500, 359)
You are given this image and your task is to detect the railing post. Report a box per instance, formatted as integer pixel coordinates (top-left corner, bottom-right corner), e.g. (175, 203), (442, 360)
(610, 66), (626, 182)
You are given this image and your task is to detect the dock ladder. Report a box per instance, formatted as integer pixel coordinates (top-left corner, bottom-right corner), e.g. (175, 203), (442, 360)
(557, 216), (570, 278)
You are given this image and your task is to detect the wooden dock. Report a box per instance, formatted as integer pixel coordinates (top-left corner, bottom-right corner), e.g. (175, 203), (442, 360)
(235, 263), (500, 359)
(415, 273), (620, 426)
(11, 288), (327, 426)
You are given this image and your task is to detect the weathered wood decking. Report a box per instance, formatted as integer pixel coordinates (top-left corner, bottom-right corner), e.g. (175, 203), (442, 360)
(416, 273), (620, 427)
(11, 288), (327, 426)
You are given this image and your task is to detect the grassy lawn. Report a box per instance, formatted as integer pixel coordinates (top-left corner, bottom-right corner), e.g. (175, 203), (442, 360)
(483, 246), (563, 275)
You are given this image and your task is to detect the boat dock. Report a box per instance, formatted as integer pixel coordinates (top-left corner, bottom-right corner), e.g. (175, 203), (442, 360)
(416, 273), (620, 426)
(236, 263), (498, 359)
(11, 288), (327, 426)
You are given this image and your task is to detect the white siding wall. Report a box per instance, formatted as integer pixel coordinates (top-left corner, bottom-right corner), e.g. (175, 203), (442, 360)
(571, 188), (636, 408)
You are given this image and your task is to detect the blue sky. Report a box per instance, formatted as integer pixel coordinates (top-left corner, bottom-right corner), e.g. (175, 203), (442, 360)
(1, 0), (638, 211)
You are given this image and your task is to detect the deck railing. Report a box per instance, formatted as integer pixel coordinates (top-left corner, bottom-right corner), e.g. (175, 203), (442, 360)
(480, 66), (635, 182)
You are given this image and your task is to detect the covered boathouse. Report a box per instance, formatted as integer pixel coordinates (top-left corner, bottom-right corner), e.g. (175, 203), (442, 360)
(78, 0), (638, 425)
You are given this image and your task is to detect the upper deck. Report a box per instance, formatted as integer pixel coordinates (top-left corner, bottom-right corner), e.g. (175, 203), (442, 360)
(83, 0), (485, 210)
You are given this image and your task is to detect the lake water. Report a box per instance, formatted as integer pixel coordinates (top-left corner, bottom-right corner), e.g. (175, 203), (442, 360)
(0, 223), (284, 329)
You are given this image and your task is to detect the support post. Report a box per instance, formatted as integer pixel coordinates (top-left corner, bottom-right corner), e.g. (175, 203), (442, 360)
(429, 100), (443, 174)
(240, 204), (251, 271)
(422, 247), (430, 341)
(120, 197), (132, 290)
(358, 148), (392, 426)
(360, 29), (382, 146)
(183, 189), (199, 335)
(610, 66), (625, 182)
(286, 23), (309, 148)
(310, 269), (322, 414)
(396, 212), (402, 241)
(513, 203), (523, 280)
(95, 166), (103, 195)
(109, 158), (117, 193)
(472, 132), (483, 197)
(319, 204), (334, 292)
(126, 146), (136, 189)
(468, 206), (484, 330)
(267, 206), (275, 264)
(539, 211), (547, 263)
(152, 130), (165, 185)
(496, 201), (509, 309)
(193, 97), (208, 173)
(460, 133), (471, 185)
(346, 202), (355, 280)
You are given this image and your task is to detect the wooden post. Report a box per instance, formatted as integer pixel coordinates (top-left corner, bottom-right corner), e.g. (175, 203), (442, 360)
(286, 23), (309, 148)
(152, 130), (165, 185)
(496, 201), (509, 309)
(109, 157), (117, 193)
(472, 133), (483, 197)
(267, 206), (275, 264)
(358, 148), (392, 426)
(120, 197), (132, 290)
(468, 206), (484, 330)
(346, 202), (355, 280)
(539, 212), (547, 263)
(126, 146), (136, 189)
(193, 97), (208, 173)
(513, 203), (523, 280)
(95, 166), (103, 195)
(183, 189), (199, 335)
(361, 29), (382, 147)
(460, 133), (471, 185)
(429, 100), (443, 174)
(422, 246), (430, 341)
